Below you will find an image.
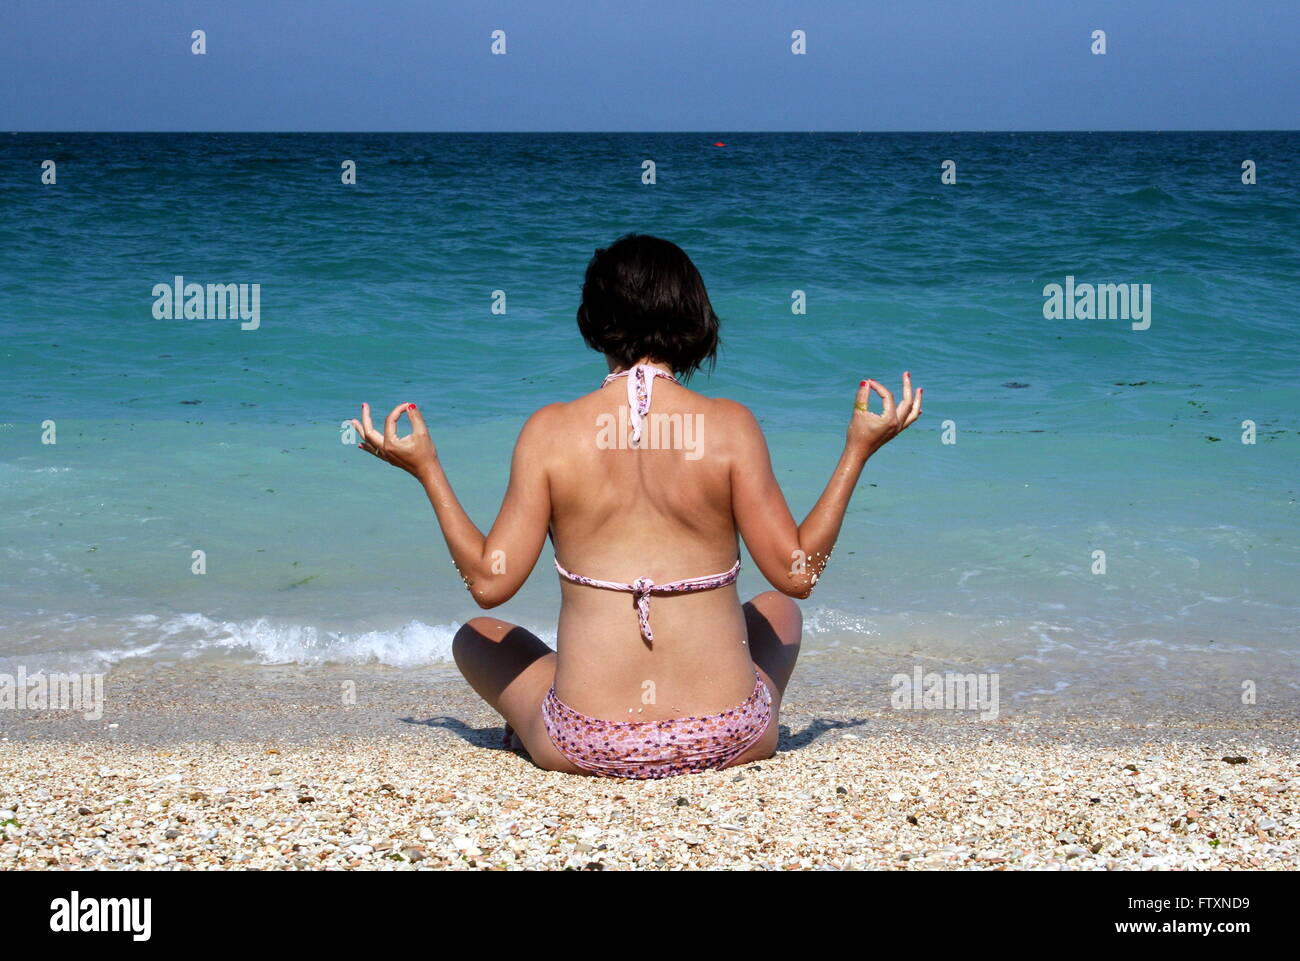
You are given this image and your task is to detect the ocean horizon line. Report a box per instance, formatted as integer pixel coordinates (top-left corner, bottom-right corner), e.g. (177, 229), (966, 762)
(9, 128), (1299, 135)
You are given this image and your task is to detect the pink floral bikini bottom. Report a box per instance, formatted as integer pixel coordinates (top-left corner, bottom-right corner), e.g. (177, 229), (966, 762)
(539, 675), (773, 779)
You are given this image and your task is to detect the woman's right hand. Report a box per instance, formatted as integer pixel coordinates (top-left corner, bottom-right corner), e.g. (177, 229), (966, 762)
(846, 373), (922, 456)
(352, 402), (440, 481)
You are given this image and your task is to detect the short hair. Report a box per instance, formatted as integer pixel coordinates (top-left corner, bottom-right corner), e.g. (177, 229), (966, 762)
(576, 234), (720, 380)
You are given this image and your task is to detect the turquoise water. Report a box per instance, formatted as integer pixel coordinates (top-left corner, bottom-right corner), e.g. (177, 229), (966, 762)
(1, 133), (1297, 697)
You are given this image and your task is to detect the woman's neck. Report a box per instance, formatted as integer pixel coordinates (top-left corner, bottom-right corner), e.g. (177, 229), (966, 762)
(608, 357), (674, 377)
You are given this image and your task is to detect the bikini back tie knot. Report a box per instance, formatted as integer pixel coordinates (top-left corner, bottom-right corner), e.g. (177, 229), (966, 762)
(605, 363), (675, 447)
(552, 364), (742, 644)
(631, 576), (655, 637)
(553, 558), (742, 644)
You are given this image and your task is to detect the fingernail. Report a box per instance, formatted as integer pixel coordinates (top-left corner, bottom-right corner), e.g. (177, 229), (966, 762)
(859, 380), (867, 387)
(905, 371), (911, 377)
(408, 403), (418, 411)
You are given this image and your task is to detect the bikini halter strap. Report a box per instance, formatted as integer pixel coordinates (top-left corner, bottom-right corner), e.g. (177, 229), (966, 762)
(602, 364), (677, 446)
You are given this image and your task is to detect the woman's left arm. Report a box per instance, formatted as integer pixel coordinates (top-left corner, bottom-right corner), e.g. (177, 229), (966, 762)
(353, 401), (553, 608)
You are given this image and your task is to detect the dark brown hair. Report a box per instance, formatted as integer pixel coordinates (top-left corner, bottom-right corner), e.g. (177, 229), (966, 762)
(576, 234), (719, 380)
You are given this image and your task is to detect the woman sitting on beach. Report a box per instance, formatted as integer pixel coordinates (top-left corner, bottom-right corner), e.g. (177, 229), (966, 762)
(352, 234), (922, 779)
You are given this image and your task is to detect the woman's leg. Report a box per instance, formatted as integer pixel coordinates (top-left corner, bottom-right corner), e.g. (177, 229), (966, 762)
(451, 617), (587, 774)
(727, 591), (803, 766)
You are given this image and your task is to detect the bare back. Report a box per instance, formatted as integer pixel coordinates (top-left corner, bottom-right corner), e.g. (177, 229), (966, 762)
(542, 376), (757, 719)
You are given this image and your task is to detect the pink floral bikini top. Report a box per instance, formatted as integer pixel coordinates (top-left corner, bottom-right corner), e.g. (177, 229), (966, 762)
(552, 364), (741, 643)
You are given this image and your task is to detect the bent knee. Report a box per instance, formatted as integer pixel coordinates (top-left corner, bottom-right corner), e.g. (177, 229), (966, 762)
(452, 617), (510, 658)
(748, 591), (803, 641)
(459, 616), (512, 638)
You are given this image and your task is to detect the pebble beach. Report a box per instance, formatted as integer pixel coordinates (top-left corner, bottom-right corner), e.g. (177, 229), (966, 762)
(2, 660), (1296, 871)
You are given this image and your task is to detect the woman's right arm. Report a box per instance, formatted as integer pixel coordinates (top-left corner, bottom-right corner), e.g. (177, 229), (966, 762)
(729, 374), (922, 598)
(351, 401), (554, 608)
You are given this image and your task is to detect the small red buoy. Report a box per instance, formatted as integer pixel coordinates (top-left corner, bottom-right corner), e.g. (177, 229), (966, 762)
(713, 141), (726, 147)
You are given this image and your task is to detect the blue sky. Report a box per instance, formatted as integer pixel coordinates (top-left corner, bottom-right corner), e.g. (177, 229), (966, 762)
(2, 0), (1296, 130)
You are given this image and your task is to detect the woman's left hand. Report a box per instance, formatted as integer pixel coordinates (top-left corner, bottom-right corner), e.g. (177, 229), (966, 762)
(352, 402), (438, 480)
(846, 372), (922, 456)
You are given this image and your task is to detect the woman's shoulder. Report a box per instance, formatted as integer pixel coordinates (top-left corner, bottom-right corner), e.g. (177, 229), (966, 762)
(514, 396), (597, 443)
(514, 387), (765, 453)
(517, 400), (570, 435)
(695, 394), (762, 437)
(682, 392), (767, 461)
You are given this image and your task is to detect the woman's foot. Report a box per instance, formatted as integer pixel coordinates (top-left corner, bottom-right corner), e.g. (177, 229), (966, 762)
(502, 723), (524, 753)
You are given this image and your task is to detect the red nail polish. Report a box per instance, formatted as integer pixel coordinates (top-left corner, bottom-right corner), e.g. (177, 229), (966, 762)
(408, 403), (418, 411)
(859, 380), (867, 387)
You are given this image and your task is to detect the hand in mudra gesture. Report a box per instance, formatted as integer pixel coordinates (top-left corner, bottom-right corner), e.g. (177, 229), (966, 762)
(352, 402), (439, 480)
(846, 372), (922, 455)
